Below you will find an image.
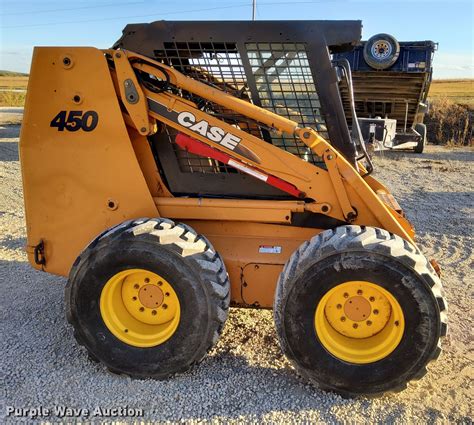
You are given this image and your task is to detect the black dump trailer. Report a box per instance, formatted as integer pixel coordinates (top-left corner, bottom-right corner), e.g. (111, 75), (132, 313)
(333, 34), (437, 153)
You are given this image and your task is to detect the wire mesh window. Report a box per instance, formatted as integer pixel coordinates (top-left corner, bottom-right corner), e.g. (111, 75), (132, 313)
(246, 43), (328, 163)
(162, 41), (249, 95)
(160, 41), (259, 174)
(156, 41), (327, 173)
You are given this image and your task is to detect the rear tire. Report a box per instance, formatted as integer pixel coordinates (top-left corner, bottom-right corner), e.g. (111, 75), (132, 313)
(66, 218), (230, 378)
(274, 225), (447, 397)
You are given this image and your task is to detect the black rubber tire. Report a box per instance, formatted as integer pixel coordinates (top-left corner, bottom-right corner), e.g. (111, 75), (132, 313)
(65, 217), (230, 378)
(414, 123), (427, 153)
(274, 225), (447, 397)
(363, 33), (400, 70)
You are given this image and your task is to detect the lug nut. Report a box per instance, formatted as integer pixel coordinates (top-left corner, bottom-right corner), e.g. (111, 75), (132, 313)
(162, 304), (168, 309)
(343, 292), (349, 298)
(144, 278), (150, 283)
(340, 316), (346, 322)
(366, 320), (372, 326)
(158, 281), (163, 286)
(132, 296), (137, 301)
(165, 292), (170, 297)
(373, 309), (379, 315)
(357, 289), (363, 295)
(394, 320), (399, 327)
(369, 296), (375, 302)
(353, 323), (358, 329)
(139, 307), (145, 312)
(152, 310), (157, 316)
(134, 284), (139, 289)
(336, 304), (342, 309)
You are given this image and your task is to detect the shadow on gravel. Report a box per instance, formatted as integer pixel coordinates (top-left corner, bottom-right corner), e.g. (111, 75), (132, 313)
(418, 150), (474, 162)
(375, 148), (473, 162)
(0, 258), (360, 422)
(2, 257), (465, 422)
(0, 124), (21, 139)
(0, 124), (20, 161)
(0, 235), (26, 250)
(0, 141), (19, 161)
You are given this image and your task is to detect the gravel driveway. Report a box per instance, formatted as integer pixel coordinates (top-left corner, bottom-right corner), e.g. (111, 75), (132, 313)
(1, 122), (472, 423)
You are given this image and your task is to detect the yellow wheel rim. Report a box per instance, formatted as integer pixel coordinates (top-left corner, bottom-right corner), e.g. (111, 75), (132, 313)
(100, 268), (180, 348)
(314, 281), (405, 364)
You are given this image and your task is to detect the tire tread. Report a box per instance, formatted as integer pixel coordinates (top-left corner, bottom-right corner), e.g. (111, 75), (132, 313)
(274, 225), (447, 397)
(65, 217), (230, 379)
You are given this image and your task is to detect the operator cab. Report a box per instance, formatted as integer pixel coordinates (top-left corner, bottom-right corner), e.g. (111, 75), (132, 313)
(114, 20), (366, 198)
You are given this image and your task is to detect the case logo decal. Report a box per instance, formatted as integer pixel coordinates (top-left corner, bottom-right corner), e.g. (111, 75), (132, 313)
(177, 111), (241, 150)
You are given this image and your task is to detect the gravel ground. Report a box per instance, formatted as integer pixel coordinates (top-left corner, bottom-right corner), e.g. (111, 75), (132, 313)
(0, 108), (23, 126)
(1, 119), (473, 423)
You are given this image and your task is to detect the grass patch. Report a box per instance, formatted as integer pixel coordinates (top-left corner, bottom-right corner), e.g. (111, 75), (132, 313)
(0, 77), (28, 90)
(0, 76), (28, 106)
(0, 91), (26, 107)
(425, 97), (472, 146)
(429, 79), (474, 107)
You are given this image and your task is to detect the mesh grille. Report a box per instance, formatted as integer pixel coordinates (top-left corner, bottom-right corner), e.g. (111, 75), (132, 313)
(158, 41), (327, 173)
(161, 41), (253, 174)
(162, 41), (249, 94)
(247, 42), (328, 163)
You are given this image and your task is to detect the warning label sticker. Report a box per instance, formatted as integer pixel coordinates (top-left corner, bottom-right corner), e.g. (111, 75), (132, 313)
(259, 245), (282, 254)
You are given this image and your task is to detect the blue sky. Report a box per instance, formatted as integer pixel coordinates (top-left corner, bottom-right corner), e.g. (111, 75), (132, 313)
(0, 0), (472, 78)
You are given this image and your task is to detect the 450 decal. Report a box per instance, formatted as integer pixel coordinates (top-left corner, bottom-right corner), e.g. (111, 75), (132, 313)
(50, 110), (99, 132)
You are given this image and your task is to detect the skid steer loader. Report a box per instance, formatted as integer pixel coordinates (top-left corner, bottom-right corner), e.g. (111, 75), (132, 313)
(20, 20), (447, 396)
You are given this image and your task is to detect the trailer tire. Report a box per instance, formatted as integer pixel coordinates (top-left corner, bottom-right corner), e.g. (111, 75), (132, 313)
(66, 218), (230, 379)
(414, 123), (427, 153)
(364, 33), (400, 70)
(274, 225), (447, 397)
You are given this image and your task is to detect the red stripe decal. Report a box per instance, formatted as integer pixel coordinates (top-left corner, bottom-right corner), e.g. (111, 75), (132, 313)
(175, 133), (304, 198)
(175, 133), (231, 164)
(267, 175), (304, 198)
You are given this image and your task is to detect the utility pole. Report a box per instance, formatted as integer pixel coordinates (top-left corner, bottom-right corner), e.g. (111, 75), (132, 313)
(252, 0), (256, 20)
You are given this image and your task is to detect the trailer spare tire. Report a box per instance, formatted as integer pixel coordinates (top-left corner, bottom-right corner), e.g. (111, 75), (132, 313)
(363, 33), (400, 70)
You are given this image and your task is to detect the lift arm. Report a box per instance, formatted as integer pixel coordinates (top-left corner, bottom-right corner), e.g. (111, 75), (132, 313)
(110, 49), (415, 242)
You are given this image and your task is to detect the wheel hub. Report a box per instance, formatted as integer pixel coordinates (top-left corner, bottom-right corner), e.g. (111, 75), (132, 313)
(372, 40), (392, 59)
(138, 284), (164, 309)
(324, 282), (392, 338)
(344, 296), (371, 322)
(315, 280), (405, 363)
(100, 268), (181, 347)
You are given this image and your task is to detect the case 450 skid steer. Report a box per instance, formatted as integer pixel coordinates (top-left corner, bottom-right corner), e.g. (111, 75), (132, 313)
(20, 21), (447, 396)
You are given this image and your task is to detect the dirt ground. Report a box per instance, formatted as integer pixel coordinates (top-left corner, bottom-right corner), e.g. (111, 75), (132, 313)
(0, 120), (472, 422)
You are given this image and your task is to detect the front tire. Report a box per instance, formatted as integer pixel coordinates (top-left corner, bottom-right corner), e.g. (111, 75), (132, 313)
(66, 218), (230, 378)
(274, 225), (447, 396)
